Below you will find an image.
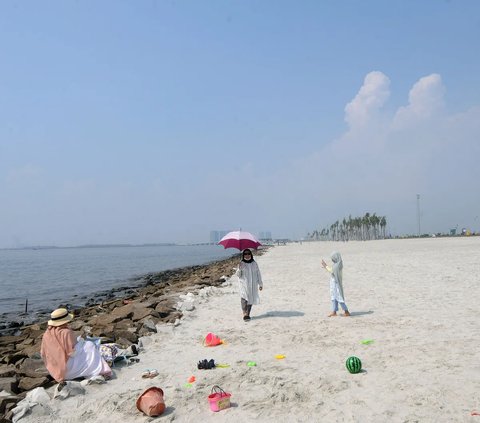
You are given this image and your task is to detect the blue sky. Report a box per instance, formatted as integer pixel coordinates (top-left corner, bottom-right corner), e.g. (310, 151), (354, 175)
(1, 0), (479, 247)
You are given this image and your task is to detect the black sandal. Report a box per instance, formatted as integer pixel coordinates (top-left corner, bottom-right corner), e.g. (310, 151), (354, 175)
(198, 359), (215, 370)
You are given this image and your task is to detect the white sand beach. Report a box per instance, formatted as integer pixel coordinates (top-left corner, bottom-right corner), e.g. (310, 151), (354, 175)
(20, 237), (480, 422)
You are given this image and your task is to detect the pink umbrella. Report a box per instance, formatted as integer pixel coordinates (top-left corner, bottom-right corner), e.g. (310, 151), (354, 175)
(218, 231), (262, 251)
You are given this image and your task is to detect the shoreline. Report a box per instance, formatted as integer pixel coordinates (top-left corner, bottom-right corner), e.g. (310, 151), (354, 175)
(0, 250), (245, 332)
(0, 248), (270, 420)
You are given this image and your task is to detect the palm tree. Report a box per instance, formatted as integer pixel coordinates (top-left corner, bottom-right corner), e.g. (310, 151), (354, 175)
(311, 213), (387, 242)
(342, 218), (347, 241)
(363, 213), (370, 240)
(380, 216), (387, 239)
(371, 213), (379, 239)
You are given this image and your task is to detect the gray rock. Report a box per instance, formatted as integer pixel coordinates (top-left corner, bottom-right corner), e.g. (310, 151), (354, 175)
(20, 343), (41, 358)
(115, 337), (133, 348)
(114, 330), (138, 344)
(89, 314), (120, 327)
(110, 304), (135, 321)
(113, 320), (132, 331)
(0, 336), (25, 348)
(0, 395), (20, 414)
(0, 365), (16, 378)
(0, 377), (18, 395)
(91, 324), (115, 338)
(141, 319), (157, 333)
(18, 376), (49, 391)
(155, 303), (176, 318)
(4, 352), (27, 365)
(69, 320), (86, 331)
(132, 305), (155, 322)
(17, 358), (49, 378)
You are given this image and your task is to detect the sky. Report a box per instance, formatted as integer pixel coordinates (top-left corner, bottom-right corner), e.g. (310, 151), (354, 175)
(1, 0), (479, 247)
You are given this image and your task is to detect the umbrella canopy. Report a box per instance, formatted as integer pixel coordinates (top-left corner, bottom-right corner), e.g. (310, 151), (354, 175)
(218, 231), (262, 251)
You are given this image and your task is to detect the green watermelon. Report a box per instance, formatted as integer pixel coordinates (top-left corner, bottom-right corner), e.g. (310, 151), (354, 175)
(346, 356), (362, 373)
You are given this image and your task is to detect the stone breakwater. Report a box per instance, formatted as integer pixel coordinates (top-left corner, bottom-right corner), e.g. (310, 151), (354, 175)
(0, 250), (263, 421)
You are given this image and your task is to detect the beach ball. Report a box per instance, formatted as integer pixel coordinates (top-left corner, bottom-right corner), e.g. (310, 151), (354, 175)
(345, 356), (362, 374)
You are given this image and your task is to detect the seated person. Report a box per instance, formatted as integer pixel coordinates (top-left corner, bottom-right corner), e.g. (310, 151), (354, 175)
(40, 308), (112, 382)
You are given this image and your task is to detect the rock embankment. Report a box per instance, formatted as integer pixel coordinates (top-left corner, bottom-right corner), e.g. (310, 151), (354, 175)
(0, 251), (254, 422)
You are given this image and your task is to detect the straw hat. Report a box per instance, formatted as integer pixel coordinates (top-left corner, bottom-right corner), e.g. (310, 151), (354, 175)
(48, 308), (74, 327)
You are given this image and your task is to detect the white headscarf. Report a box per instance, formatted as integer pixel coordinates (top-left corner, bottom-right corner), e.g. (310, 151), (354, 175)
(331, 251), (345, 299)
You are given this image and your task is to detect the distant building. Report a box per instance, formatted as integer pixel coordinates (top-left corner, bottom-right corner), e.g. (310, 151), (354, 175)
(259, 231), (272, 240)
(210, 230), (229, 244)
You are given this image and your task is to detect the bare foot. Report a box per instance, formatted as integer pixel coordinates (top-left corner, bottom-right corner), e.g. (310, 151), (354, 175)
(341, 311), (351, 317)
(328, 312), (337, 317)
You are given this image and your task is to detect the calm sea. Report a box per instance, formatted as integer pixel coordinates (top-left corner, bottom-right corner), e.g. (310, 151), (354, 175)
(0, 245), (236, 321)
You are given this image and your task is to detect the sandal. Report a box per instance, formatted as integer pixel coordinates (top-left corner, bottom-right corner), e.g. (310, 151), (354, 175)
(197, 359), (216, 370)
(141, 369), (159, 378)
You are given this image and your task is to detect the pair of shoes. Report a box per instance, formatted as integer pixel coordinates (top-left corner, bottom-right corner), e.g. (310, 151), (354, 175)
(197, 359), (215, 370)
(141, 369), (159, 378)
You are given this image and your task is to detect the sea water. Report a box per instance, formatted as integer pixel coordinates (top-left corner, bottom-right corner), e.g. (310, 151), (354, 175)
(0, 245), (236, 320)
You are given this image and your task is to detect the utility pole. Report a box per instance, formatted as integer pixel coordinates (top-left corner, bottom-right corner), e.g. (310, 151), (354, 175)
(416, 194), (421, 236)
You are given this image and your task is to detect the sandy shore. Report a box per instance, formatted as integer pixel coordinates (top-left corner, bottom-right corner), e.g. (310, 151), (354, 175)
(19, 237), (480, 422)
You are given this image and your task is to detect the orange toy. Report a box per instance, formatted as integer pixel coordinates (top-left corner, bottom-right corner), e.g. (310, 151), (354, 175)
(204, 333), (223, 347)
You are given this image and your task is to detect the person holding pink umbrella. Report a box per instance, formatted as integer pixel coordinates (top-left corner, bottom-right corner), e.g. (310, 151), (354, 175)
(236, 249), (263, 321)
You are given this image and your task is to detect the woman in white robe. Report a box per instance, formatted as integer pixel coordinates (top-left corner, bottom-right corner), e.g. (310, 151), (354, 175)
(65, 336), (112, 381)
(236, 249), (263, 321)
(321, 252), (350, 317)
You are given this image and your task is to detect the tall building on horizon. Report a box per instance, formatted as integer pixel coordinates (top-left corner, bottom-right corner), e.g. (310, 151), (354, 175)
(210, 230), (229, 244)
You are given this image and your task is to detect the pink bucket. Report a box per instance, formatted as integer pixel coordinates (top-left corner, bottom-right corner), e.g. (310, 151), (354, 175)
(204, 332), (222, 347)
(207, 385), (231, 412)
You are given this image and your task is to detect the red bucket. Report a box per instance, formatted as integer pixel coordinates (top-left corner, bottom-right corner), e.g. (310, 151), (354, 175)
(136, 387), (165, 417)
(207, 385), (231, 412)
(204, 332), (222, 347)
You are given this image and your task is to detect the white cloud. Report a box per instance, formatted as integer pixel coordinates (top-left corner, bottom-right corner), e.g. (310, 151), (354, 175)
(344, 71), (390, 128)
(247, 72), (480, 236)
(393, 73), (445, 128)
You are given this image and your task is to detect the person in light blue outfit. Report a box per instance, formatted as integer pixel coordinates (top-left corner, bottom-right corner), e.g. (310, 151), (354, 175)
(321, 252), (350, 317)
